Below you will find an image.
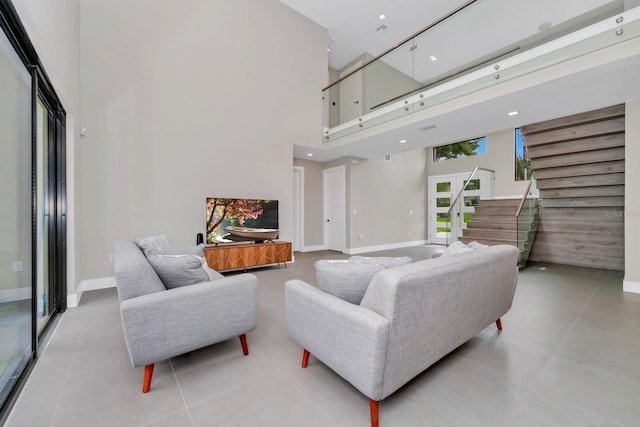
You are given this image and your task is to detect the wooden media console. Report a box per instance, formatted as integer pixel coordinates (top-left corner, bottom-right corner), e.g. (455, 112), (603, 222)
(204, 241), (292, 272)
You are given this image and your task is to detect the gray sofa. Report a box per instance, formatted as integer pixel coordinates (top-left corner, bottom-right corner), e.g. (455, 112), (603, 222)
(113, 240), (258, 393)
(285, 245), (519, 427)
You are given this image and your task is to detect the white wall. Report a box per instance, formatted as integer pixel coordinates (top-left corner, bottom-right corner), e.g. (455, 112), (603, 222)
(349, 149), (428, 250)
(77, 0), (326, 281)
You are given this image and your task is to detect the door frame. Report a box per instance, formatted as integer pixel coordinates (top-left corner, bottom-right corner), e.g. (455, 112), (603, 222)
(292, 166), (304, 252)
(323, 165), (346, 252)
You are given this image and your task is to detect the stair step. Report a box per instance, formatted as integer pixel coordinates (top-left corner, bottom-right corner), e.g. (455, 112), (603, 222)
(522, 116), (624, 146)
(527, 133), (624, 159)
(534, 231), (623, 247)
(476, 199), (520, 207)
(542, 196), (624, 208)
(458, 237), (520, 247)
(531, 147), (625, 169)
(540, 185), (624, 199)
(467, 214), (518, 223)
(537, 173), (624, 189)
(463, 229), (517, 240)
(540, 206), (624, 221)
(537, 221), (623, 233)
(528, 250), (624, 271)
(466, 221), (518, 230)
(533, 160), (625, 180)
(520, 104), (624, 136)
(473, 206), (518, 215)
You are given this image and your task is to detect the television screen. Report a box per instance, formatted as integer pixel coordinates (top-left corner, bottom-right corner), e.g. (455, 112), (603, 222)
(206, 198), (279, 244)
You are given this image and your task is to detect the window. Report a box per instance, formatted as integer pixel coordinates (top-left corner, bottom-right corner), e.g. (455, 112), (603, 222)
(515, 128), (532, 180)
(433, 136), (486, 162)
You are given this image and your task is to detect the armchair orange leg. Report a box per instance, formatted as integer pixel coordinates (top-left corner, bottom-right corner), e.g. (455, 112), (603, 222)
(301, 349), (310, 368)
(496, 318), (503, 331)
(239, 334), (249, 356)
(142, 364), (154, 393)
(370, 399), (379, 427)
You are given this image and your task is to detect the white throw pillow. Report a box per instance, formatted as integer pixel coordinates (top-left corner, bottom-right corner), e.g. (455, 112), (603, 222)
(146, 245), (224, 285)
(467, 241), (489, 250)
(135, 234), (171, 254)
(348, 255), (412, 267)
(314, 260), (386, 305)
(441, 241), (474, 257)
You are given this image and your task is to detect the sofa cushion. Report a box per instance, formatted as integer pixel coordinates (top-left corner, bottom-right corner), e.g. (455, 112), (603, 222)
(147, 245), (224, 281)
(135, 233), (171, 254)
(348, 255), (412, 267)
(113, 240), (166, 301)
(147, 254), (211, 289)
(315, 260), (386, 305)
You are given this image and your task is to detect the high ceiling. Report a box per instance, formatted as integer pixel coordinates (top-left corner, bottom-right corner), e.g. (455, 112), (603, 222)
(279, 0), (640, 162)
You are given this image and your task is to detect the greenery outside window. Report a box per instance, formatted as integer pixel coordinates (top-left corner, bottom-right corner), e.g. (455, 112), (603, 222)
(433, 136), (486, 161)
(515, 128), (532, 180)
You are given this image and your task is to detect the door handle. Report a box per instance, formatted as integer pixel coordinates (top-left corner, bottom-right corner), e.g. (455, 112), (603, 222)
(326, 219), (330, 222)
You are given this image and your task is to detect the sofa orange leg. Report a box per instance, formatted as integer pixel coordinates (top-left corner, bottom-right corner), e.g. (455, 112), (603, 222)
(496, 318), (503, 331)
(142, 364), (154, 393)
(370, 399), (379, 427)
(301, 349), (310, 368)
(239, 334), (249, 356)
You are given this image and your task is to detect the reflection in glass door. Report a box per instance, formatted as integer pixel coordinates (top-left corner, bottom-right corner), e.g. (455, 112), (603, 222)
(0, 27), (33, 410)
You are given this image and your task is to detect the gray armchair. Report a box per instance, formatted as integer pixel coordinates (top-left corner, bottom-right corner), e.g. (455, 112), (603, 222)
(113, 240), (258, 392)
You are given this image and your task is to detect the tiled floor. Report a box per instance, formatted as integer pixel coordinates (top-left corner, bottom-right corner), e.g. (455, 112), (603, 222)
(6, 246), (640, 426)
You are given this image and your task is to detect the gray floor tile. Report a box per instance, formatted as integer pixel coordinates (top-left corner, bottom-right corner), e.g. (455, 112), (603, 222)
(6, 246), (640, 427)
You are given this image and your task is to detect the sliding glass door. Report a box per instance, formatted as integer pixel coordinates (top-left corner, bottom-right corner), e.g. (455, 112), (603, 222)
(0, 4), (66, 418)
(0, 25), (33, 410)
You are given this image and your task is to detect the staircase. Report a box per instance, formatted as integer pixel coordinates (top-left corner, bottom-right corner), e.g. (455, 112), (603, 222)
(458, 198), (539, 267)
(520, 104), (625, 271)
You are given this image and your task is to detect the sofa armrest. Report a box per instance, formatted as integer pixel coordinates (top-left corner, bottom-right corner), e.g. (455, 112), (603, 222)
(120, 274), (258, 367)
(285, 279), (390, 400)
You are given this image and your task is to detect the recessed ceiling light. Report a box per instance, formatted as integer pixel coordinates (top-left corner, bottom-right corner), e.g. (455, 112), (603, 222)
(400, 139), (407, 143)
(379, 14), (386, 20)
(417, 123), (438, 131)
(507, 111), (519, 116)
(429, 55), (437, 61)
(327, 48), (330, 52)
(307, 153), (314, 157)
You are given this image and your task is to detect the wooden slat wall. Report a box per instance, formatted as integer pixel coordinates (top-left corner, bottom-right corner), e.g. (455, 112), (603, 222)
(521, 104), (625, 271)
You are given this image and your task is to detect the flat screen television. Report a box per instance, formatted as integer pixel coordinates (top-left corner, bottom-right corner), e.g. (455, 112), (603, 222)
(206, 198), (279, 244)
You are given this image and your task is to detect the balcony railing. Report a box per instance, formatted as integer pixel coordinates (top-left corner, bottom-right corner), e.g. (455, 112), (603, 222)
(322, 1), (640, 142)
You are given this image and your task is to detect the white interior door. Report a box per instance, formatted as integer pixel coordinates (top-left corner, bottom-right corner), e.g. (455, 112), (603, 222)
(339, 62), (362, 123)
(292, 167), (304, 252)
(323, 166), (346, 252)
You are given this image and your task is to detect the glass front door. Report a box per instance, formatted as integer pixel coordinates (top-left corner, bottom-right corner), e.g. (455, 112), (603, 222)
(428, 171), (492, 245)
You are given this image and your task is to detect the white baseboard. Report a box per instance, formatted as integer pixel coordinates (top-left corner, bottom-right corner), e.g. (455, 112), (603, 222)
(623, 279), (640, 294)
(301, 244), (328, 252)
(345, 240), (428, 255)
(67, 276), (116, 308)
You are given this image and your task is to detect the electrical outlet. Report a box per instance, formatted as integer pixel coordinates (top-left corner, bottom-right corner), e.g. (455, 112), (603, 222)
(12, 261), (23, 272)
(109, 254), (114, 263)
